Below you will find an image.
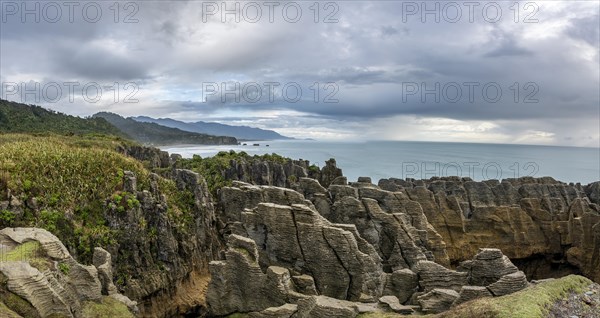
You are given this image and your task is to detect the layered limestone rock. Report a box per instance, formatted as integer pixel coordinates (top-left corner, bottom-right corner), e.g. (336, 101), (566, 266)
(379, 177), (600, 282)
(0, 227), (136, 318)
(219, 179), (449, 274)
(209, 180), (532, 316)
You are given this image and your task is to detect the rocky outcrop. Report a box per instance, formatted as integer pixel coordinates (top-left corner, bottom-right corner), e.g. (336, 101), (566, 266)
(219, 157), (343, 189)
(379, 177), (600, 283)
(102, 169), (223, 317)
(118, 145), (170, 169)
(0, 228), (136, 318)
(208, 180), (531, 316)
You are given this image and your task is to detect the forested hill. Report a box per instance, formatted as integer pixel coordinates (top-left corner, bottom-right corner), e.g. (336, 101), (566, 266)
(0, 99), (124, 136)
(0, 100), (239, 146)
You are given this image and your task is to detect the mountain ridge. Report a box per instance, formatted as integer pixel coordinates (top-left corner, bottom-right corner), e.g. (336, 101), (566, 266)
(133, 116), (292, 141)
(94, 112), (238, 146)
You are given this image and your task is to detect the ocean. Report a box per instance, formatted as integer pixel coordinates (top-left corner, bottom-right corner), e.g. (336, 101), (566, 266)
(161, 140), (600, 185)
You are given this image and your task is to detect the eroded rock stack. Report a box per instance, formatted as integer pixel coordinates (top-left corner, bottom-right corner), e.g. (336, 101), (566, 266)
(208, 179), (535, 316)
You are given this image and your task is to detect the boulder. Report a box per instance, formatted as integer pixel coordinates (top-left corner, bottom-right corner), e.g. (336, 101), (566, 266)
(0, 228), (135, 318)
(93, 247), (118, 295)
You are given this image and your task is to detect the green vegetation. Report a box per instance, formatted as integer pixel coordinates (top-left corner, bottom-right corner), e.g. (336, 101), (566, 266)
(0, 210), (16, 226)
(0, 99), (125, 137)
(469, 275), (592, 318)
(0, 241), (50, 272)
(177, 150), (316, 195)
(0, 133), (197, 263)
(0, 99), (238, 146)
(94, 112), (238, 146)
(81, 296), (135, 318)
(58, 262), (70, 275)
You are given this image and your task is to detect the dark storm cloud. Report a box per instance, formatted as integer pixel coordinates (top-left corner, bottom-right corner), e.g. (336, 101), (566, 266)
(52, 45), (149, 81)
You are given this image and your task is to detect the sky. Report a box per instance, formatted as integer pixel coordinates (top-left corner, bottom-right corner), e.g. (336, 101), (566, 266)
(0, 0), (599, 147)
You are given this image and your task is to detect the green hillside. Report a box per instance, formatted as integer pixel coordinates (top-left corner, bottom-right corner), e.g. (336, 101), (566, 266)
(0, 100), (239, 146)
(0, 99), (124, 136)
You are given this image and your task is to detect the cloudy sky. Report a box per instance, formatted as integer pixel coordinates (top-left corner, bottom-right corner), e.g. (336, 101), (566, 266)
(1, 1), (598, 146)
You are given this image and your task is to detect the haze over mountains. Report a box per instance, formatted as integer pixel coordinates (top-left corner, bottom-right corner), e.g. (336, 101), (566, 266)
(133, 116), (292, 141)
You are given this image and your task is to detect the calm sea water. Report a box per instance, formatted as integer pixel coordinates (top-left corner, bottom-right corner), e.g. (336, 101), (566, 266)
(162, 140), (600, 185)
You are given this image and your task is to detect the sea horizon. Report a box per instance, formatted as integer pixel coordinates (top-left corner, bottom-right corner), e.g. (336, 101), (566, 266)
(162, 139), (600, 185)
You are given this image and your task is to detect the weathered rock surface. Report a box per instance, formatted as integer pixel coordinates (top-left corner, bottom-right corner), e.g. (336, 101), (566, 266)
(415, 260), (468, 292)
(208, 181), (533, 316)
(383, 268), (418, 303)
(379, 177), (600, 283)
(0, 228), (136, 318)
(487, 271), (529, 296)
(452, 285), (493, 306)
(417, 288), (460, 313)
(103, 169), (223, 317)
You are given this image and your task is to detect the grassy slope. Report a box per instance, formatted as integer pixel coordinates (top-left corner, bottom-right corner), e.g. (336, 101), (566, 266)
(0, 133), (192, 262)
(0, 99), (125, 137)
